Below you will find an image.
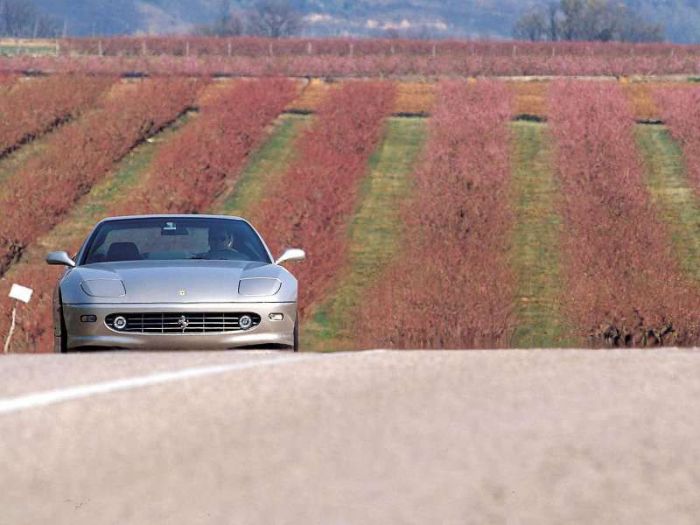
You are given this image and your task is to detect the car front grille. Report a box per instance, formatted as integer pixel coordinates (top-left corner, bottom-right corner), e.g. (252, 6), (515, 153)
(105, 312), (262, 334)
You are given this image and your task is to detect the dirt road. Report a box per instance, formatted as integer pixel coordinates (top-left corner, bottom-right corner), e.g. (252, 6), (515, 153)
(1, 349), (698, 524)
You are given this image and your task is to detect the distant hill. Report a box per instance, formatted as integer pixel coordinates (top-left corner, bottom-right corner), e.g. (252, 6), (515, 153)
(32, 0), (700, 43)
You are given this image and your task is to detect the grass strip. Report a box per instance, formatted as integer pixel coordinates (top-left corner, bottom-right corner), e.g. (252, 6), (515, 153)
(636, 124), (700, 283)
(303, 117), (426, 351)
(509, 121), (576, 348)
(214, 114), (311, 217)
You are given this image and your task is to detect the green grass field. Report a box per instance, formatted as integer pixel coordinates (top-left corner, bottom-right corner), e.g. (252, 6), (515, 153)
(637, 125), (700, 283)
(509, 121), (578, 348)
(213, 114), (311, 217)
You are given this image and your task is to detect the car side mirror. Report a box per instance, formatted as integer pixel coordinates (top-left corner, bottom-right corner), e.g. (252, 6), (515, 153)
(275, 248), (305, 265)
(46, 251), (76, 267)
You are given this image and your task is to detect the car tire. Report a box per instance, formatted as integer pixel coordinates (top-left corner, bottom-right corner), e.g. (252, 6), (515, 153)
(53, 314), (68, 354)
(54, 306), (69, 353)
(293, 314), (299, 352)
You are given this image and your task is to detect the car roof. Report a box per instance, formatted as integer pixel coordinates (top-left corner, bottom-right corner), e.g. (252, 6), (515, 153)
(97, 214), (247, 224)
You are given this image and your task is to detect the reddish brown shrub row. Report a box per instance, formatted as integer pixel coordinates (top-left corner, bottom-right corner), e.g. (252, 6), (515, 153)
(655, 86), (700, 196)
(0, 73), (16, 86)
(0, 79), (296, 352)
(0, 75), (113, 157)
(59, 37), (700, 60)
(548, 81), (700, 346)
(355, 81), (516, 349)
(54, 37), (700, 78)
(119, 78), (298, 215)
(252, 81), (395, 318)
(0, 78), (203, 278)
(0, 52), (700, 77)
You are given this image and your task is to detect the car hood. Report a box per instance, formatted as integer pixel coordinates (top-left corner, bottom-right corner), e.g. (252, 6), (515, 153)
(60, 260), (297, 304)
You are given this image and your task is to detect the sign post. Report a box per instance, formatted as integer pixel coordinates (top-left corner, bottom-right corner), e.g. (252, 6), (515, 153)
(3, 284), (33, 353)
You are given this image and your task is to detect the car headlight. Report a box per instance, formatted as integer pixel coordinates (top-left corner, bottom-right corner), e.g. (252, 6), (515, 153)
(80, 279), (126, 298)
(238, 278), (282, 297)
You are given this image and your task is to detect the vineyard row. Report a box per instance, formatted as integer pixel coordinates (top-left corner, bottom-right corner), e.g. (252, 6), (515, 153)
(2, 53), (699, 78)
(0, 75), (113, 158)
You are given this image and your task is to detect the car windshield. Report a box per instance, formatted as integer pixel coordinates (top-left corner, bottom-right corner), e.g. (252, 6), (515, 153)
(81, 217), (271, 264)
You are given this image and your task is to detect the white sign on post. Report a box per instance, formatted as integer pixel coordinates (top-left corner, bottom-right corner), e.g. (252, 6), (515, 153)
(4, 284), (33, 353)
(9, 284), (33, 304)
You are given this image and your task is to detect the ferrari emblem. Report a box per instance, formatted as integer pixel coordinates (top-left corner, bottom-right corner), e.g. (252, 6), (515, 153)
(178, 315), (189, 332)
(179, 289), (186, 296)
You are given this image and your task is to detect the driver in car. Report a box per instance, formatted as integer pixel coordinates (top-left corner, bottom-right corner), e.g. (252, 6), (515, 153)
(205, 226), (240, 259)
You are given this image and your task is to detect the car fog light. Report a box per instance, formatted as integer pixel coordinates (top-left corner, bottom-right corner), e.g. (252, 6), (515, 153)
(269, 313), (284, 321)
(113, 316), (128, 330)
(239, 315), (253, 330)
(80, 315), (97, 323)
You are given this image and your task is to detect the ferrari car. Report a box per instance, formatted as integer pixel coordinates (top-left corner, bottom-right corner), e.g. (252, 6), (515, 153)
(47, 215), (305, 352)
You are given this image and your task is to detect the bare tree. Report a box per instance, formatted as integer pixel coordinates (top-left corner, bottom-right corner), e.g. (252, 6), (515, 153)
(248, 0), (302, 38)
(513, 0), (664, 43)
(578, 0), (624, 42)
(192, 0), (244, 37)
(215, 0), (244, 36)
(0, 0), (34, 36)
(558, 0), (585, 40)
(545, 2), (560, 41)
(0, 0), (59, 37)
(619, 10), (664, 42)
(513, 8), (547, 41)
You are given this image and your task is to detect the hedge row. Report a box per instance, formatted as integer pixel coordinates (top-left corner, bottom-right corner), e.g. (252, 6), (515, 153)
(356, 81), (516, 348)
(0, 74), (113, 157)
(548, 81), (700, 346)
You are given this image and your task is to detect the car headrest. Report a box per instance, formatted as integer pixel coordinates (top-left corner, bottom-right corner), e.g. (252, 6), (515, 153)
(106, 242), (142, 262)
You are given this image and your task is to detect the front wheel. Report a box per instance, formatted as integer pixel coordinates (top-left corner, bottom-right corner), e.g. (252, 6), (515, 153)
(54, 306), (68, 353)
(293, 315), (299, 352)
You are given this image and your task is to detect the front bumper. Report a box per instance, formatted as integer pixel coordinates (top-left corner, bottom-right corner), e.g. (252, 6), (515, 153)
(62, 302), (297, 350)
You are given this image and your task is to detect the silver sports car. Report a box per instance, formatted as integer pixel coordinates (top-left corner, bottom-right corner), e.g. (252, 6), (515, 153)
(47, 215), (305, 352)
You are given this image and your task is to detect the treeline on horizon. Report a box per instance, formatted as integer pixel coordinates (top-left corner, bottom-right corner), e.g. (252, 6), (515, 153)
(0, 0), (302, 39)
(513, 0), (664, 43)
(2, 0), (305, 39)
(0, 0), (695, 44)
